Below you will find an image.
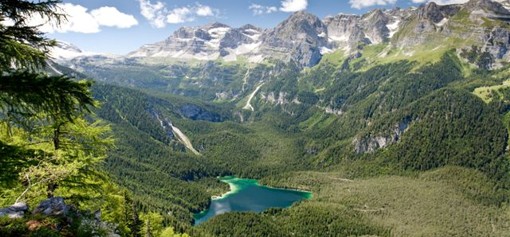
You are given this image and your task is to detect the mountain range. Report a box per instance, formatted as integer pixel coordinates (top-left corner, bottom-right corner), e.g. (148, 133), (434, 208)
(54, 0), (510, 69)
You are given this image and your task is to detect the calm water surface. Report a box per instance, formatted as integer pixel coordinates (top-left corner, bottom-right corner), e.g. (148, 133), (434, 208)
(193, 176), (312, 225)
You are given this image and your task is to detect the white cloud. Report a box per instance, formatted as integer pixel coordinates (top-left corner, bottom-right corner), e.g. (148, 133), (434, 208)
(349, 0), (397, 9)
(411, 0), (469, 4)
(139, 0), (166, 28)
(91, 6), (138, 28)
(167, 7), (194, 24)
(28, 3), (137, 33)
(196, 4), (215, 16)
(249, 4), (278, 15)
(280, 0), (308, 12)
(138, 0), (219, 27)
(40, 3), (100, 33)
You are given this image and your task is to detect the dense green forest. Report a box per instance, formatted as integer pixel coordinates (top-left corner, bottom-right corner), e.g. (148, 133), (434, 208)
(80, 51), (510, 236)
(2, 0), (510, 236)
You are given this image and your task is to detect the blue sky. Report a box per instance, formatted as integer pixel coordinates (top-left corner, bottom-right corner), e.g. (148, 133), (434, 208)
(41, 0), (467, 54)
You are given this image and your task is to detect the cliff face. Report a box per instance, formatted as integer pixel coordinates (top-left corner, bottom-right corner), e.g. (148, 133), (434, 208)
(353, 119), (411, 154)
(260, 11), (328, 67)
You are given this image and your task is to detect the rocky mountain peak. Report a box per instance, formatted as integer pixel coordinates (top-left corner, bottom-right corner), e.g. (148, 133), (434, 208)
(121, 0), (510, 68)
(205, 22), (231, 29)
(50, 40), (107, 63)
(55, 41), (82, 53)
(361, 9), (391, 43)
(240, 24), (262, 31)
(418, 1), (461, 23)
(271, 11), (327, 38)
(260, 11), (328, 67)
(364, 9), (386, 20)
(465, 0), (510, 15)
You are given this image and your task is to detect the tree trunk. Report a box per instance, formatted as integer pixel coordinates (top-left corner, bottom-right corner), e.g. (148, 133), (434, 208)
(47, 182), (57, 198)
(53, 125), (60, 150)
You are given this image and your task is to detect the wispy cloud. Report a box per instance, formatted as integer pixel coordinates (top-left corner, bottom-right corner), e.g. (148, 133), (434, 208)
(138, 0), (219, 27)
(248, 0), (307, 15)
(167, 7), (194, 24)
(411, 0), (468, 4)
(249, 4), (278, 15)
(139, 0), (166, 28)
(349, 0), (397, 9)
(196, 4), (215, 16)
(29, 3), (137, 33)
(280, 0), (308, 12)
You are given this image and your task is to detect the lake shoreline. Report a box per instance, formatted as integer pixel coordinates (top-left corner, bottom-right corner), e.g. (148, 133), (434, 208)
(212, 176), (313, 201)
(193, 176), (313, 225)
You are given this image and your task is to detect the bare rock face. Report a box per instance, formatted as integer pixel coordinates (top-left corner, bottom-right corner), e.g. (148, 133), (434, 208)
(260, 11), (328, 67)
(418, 2), (461, 23)
(354, 119), (411, 154)
(33, 197), (69, 216)
(485, 27), (510, 59)
(220, 29), (253, 49)
(361, 9), (390, 44)
(179, 104), (222, 122)
(324, 14), (365, 50)
(324, 8), (410, 51)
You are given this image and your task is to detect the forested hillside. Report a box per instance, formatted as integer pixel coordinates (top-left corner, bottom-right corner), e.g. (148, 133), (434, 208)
(79, 49), (510, 236)
(2, 0), (510, 236)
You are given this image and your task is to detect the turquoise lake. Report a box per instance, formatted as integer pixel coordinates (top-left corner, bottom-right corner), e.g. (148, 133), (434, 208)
(193, 176), (312, 225)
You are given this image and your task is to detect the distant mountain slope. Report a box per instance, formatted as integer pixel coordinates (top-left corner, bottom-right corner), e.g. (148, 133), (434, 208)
(120, 0), (510, 68)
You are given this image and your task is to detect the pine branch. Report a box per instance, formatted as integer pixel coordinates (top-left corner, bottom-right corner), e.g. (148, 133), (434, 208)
(0, 70), (95, 122)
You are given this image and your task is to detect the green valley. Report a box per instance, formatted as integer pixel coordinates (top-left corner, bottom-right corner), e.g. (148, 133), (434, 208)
(2, 0), (510, 236)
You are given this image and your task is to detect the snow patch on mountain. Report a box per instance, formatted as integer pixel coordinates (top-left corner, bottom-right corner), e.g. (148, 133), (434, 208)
(434, 18), (449, 27)
(386, 19), (400, 38)
(50, 41), (115, 62)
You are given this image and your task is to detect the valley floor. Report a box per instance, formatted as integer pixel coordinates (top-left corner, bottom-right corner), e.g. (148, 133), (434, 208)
(258, 167), (510, 236)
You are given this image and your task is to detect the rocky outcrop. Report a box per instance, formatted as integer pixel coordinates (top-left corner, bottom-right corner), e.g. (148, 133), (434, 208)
(179, 104), (222, 122)
(1, 198), (71, 220)
(354, 119), (411, 154)
(484, 28), (510, 61)
(0, 202), (28, 219)
(260, 91), (290, 105)
(0, 197), (119, 236)
(33, 197), (70, 216)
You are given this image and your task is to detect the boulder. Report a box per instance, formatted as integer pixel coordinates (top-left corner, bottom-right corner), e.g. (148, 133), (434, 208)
(0, 202), (28, 219)
(33, 197), (69, 216)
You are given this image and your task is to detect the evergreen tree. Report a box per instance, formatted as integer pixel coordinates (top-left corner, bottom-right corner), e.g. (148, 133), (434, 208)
(0, 0), (112, 207)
